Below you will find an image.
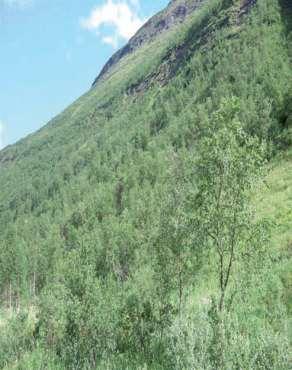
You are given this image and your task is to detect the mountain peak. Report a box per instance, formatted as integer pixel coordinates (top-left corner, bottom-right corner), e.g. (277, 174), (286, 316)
(92, 0), (205, 86)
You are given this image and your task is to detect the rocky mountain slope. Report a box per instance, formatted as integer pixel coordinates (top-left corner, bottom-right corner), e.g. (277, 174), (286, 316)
(93, 0), (205, 85)
(93, 0), (258, 86)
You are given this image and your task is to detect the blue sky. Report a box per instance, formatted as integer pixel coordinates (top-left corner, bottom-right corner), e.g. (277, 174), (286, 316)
(0, 0), (168, 149)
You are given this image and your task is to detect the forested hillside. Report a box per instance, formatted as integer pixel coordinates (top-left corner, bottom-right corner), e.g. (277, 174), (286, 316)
(0, 0), (291, 368)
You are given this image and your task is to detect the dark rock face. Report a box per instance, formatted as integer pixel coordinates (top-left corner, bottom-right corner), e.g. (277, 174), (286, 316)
(124, 0), (259, 96)
(92, 0), (205, 86)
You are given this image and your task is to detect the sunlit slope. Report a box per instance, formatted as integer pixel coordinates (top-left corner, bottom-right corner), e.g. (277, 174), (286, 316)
(256, 149), (292, 317)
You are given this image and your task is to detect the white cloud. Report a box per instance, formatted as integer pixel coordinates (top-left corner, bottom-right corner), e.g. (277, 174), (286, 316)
(129, 0), (140, 8)
(81, 0), (144, 48)
(0, 121), (5, 150)
(102, 35), (118, 48)
(2, 0), (33, 8)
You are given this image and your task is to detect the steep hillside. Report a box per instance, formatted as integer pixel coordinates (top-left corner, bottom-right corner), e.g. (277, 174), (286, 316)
(0, 0), (291, 369)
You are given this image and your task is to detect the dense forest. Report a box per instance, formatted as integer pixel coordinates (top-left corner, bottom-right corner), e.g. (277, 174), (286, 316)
(0, 0), (291, 368)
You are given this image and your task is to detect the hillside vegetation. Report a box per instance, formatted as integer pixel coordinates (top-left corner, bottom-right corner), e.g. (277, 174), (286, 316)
(0, 0), (291, 368)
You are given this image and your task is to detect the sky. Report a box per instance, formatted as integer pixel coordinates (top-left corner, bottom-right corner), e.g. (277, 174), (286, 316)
(0, 0), (168, 149)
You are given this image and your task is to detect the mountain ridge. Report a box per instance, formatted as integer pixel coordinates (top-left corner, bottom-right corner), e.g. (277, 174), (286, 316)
(92, 0), (205, 86)
(92, 0), (258, 87)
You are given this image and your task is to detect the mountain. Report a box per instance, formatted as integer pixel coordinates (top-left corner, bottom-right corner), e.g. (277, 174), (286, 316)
(0, 1), (291, 369)
(93, 0), (206, 85)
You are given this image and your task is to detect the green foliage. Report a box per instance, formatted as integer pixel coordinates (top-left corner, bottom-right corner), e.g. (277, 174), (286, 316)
(0, 309), (36, 369)
(194, 97), (268, 311)
(168, 303), (290, 369)
(0, 0), (291, 368)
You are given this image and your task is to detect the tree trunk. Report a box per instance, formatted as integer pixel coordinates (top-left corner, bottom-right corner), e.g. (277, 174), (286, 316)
(9, 281), (12, 313)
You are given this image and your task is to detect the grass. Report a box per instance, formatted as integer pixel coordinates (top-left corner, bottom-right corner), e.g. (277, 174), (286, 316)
(255, 148), (292, 343)
(256, 149), (292, 252)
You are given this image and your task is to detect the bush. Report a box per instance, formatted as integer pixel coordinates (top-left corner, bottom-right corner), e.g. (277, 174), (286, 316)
(0, 309), (36, 368)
